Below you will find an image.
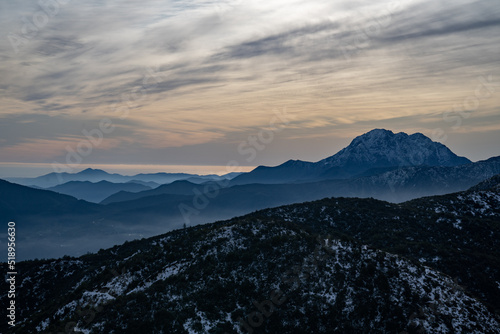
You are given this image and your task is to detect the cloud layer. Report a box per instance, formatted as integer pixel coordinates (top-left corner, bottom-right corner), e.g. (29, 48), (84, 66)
(0, 0), (499, 171)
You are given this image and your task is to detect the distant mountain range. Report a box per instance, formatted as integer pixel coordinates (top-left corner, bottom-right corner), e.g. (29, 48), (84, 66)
(2, 128), (499, 260)
(46, 180), (153, 203)
(6, 168), (241, 188)
(4, 175), (499, 333)
(8, 129), (469, 189)
(100, 180), (206, 204)
(100, 156), (500, 205)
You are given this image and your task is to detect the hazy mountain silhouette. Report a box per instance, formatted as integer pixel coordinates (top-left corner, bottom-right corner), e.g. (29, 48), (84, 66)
(6, 168), (241, 188)
(6, 168), (132, 188)
(126, 180), (161, 188)
(46, 180), (152, 203)
(101, 180), (209, 204)
(0, 179), (100, 218)
(102, 157), (500, 225)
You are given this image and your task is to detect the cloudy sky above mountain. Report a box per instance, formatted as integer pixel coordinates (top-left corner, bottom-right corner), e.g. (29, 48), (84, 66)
(0, 0), (499, 176)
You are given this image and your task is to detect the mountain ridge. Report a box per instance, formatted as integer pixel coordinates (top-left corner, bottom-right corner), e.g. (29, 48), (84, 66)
(2, 156), (499, 260)
(6, 169), (241, 188)
(231, 129), (471, 185)
(46, 180), (152, 203)
(3, 176), (499, 333)
(321, 129), (470, 167)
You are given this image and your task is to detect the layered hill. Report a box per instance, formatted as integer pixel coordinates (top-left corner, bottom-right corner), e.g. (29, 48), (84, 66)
(0, 179), (100, 218)
(3, 158), (500, 260)
(46, 180), (152, 203)
(100, 180), (204, 204)
(3, 176), (499, 333)
(2, 129), (498, 260)
(102, 156), (500, 205)
(7, 168), (240, 188)
(0, 180), (124, 260)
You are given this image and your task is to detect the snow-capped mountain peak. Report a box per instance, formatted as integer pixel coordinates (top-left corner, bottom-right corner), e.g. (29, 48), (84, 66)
(320, 129), (471, 170)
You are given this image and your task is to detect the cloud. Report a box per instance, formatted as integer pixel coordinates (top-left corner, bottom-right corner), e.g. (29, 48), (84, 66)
(0, 0), (499, 168)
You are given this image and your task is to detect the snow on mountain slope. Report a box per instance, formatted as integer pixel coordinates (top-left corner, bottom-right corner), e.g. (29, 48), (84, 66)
(320, 129), (471, 172)
(5, 182), (500, 333)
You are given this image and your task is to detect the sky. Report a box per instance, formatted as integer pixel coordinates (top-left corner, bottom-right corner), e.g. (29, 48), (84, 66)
(0, 0), (499, 177)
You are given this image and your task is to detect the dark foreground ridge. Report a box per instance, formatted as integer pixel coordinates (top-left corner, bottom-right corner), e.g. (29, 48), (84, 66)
(2, 175), (499, 333)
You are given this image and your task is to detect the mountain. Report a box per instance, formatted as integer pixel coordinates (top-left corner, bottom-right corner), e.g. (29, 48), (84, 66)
(4, 177), (499, 333)
(127, 172), (210, 184)
(100, 180), (206, 204)
(6, 168), (241, 188)
(122, 172), (241, 184)
(0, 179), (123, 260)
(46, 180), (152, 203)
(99, 162), (500, 232)
(330, 156), (500, 202)
(6, 168), (127, 188)
(102, 156), (500, 208)
(469, 173), (500, 191)
(3, 157), (499, 260)
(3, 129), (471, 189)
(126, 180), (161, 188)
(230, 129), (471, 185)
(0, 179), (100, 218)
(319, 129), (471, 172)
(229, 160), (321, 185)
(261, 178), (500, 312)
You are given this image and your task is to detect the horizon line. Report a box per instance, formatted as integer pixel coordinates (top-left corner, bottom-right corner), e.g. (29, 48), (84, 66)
(0, 162), (256, 178)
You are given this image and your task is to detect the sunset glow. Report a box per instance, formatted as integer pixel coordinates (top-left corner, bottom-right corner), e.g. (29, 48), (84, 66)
(1, 0), (499, 176)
